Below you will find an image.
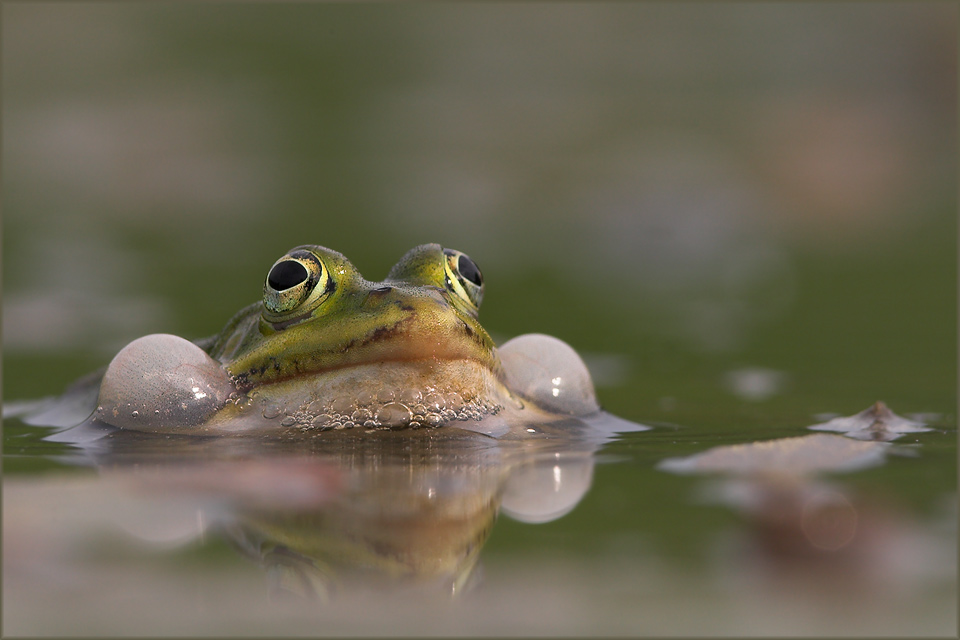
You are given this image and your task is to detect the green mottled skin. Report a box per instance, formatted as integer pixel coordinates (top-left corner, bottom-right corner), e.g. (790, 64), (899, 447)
(206, 244), (502, 393)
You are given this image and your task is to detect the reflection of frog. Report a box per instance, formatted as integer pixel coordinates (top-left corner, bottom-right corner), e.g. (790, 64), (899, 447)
(91, 244), (603, 436)
(46, 429), (600, 599)
(217, 434), (600, 599)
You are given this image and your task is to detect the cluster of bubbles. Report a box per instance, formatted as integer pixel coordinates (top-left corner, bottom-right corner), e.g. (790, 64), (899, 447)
(239, 387), (503, 432)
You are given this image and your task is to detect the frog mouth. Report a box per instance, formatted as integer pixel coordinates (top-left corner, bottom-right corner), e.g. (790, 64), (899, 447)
(229, 315), (502, 392)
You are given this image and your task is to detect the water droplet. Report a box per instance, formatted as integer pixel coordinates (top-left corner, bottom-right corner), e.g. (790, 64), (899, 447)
(131, 411), (140, 418)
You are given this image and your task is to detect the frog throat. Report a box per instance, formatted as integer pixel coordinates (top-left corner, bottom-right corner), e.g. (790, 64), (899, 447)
(219, 359), (515, 431)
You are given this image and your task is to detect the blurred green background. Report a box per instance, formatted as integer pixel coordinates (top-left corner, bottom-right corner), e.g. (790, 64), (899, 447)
(4, 2), (955, 417)
(2, 0), (956, 565)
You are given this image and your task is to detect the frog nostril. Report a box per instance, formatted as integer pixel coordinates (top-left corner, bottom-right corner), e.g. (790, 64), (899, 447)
(371, 286), (393, 294)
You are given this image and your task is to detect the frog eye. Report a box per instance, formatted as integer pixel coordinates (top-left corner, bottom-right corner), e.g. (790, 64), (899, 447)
(443, 248), (484, 312)
(263, 249), (331, 315)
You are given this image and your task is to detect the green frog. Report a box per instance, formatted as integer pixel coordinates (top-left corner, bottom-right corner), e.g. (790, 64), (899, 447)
(93, 243), (601, 436)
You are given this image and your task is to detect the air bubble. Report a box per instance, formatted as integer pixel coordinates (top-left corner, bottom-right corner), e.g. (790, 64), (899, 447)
(262, 404), (282, 419)
(351, 408), (372, 423)
(399, 389), (422, 405)
(445, 392), (464, 411)
(306, 399), (327, 415)
(330, 396), (355, 415)
(376, 402), (412, 427)
(280, 416), (296, 427)
(424, 393), (444, 412)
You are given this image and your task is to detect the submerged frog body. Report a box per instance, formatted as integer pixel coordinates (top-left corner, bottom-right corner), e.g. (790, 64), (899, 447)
(92, 244), (602, 437)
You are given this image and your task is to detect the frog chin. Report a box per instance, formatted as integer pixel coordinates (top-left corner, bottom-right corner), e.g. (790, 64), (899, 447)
(221, 334), (602, 433)
(228, 359), (513, 432)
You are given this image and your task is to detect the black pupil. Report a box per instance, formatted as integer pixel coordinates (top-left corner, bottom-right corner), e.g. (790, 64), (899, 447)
(268, 260), (309, 291)
(458, 255), (482, 287)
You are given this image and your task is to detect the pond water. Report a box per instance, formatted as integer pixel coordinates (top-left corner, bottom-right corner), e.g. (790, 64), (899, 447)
(3, 3), (957, 636)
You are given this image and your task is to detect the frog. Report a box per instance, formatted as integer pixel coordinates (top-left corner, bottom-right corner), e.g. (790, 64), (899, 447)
(90, 243), (606, 437)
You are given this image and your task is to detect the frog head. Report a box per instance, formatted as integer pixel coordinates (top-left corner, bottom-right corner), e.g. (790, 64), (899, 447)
(213, 244), (500, 390)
